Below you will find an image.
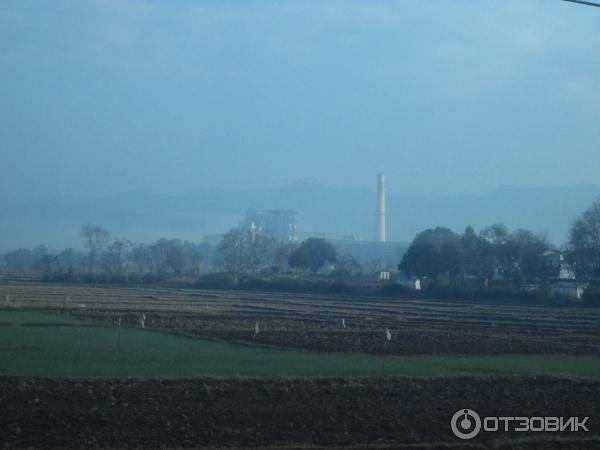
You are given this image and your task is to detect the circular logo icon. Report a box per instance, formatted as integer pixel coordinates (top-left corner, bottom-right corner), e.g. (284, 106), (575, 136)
(451, 409), (481, 440)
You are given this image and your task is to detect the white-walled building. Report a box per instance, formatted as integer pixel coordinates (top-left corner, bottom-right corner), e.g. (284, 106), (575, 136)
(241, 209), (297, 242)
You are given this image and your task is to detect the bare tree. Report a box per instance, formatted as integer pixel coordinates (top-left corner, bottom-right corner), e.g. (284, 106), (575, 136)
(247, 234), (275, 276)
(189, 253), (203, 275)
(271, 241), (296, 274)
(80, 224), (109, 273)
(217, 228), (279, 281)
(130, 244), (151, 273)
(166, 242), (186, 275)
(218, 228), (252, 283)
(151, 238), (170, 274)
(103, 239), (132, 274)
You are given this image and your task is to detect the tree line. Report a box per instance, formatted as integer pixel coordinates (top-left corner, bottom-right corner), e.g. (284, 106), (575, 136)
(1, 225), (215, 279)
(1, 198), (598, 295)
(0, 225), (341, 281)
(399, 224), (557, 287)
(398, 198), (600, 288)
(217, 228), (338, 282)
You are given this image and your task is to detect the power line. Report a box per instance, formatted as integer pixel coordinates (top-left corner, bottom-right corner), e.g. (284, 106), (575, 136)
(562, 0), (600, 7)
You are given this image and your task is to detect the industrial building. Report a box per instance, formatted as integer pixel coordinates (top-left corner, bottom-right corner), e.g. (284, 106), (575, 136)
(241, 209), (297, 242)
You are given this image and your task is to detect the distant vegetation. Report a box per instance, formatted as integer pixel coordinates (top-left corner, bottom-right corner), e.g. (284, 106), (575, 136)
(1, 198), (598, 302)
(399, 224), (557, 288)
(396, 199), (600, 302)
(0, 232), (215, 282)
(288, 238), (337, 274)
(566, 198), (600, 280)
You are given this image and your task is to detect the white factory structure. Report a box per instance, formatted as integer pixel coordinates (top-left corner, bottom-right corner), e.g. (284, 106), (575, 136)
(241, 209), (297, 242)
(202, 173), (405, 267)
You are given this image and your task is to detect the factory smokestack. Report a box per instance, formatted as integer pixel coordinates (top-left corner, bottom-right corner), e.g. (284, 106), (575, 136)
(376, 173), (386, 242)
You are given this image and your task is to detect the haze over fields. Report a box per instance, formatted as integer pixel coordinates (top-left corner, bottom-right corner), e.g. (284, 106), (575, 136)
(1, 1), (599, 248)
(1, 184), (599, 250)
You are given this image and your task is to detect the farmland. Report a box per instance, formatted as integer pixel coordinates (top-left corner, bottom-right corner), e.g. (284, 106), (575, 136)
(1, 280), (600, 448)
(2, 310), (600, 379)
(2, 280), (599, 356)
(3, 376), (600, 449)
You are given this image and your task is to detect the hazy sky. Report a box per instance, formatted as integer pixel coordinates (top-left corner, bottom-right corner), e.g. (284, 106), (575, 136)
(1, 0), (599, 201)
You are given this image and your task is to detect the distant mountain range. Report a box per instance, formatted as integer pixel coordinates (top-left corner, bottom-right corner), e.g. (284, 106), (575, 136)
(1, 184), (599, 250)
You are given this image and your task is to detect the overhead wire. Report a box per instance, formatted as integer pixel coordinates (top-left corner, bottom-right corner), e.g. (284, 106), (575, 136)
(562, 0), (600, 8)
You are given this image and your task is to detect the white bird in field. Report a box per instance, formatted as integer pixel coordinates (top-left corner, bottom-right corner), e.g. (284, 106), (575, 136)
(254, 320), (259, 336)
(140, 313), (146, 328)
(341, 318), (346, 329)
(385, 328), (392, 342)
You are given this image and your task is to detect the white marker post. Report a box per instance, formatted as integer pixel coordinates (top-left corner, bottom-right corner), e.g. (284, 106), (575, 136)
(383, 328), (392, 375)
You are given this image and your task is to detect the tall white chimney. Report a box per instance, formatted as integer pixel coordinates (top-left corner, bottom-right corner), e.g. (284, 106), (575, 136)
(376, 173), (386, 242)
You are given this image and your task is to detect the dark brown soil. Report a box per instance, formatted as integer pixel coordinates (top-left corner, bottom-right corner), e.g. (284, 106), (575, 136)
(1, 376), (598, 449)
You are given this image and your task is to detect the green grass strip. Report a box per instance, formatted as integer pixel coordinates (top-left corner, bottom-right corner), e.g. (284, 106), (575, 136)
(1, 310), (599, 379)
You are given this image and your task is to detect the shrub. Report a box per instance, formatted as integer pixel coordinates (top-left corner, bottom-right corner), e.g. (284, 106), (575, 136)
(583, 286), (600, 305)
